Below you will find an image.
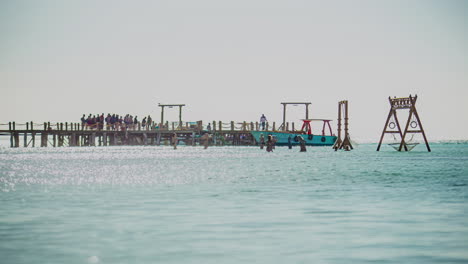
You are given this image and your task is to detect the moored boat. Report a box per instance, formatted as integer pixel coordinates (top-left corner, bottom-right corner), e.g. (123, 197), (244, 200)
(251, 119), (337, 146)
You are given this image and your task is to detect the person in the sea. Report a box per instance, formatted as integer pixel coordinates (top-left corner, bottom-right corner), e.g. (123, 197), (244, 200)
(298, 136), (307, 152)
(266, 134), (273, 152)
(260, 114), (267, 130)
(201, 133), (210, 149)
(259, 133), (265, 149)
(172, 133), (178, 149)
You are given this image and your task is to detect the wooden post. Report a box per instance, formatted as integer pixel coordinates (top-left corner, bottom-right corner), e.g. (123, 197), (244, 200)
(218, 121), (222, 131)
(272, 122), (276, 131)
(231, 121), (234, 131)
(69, 134), (75, 147)
(156, 132), (161, 146)
(333, 101), (343, 150)
(24, 132), (27, 147)
(32, 133), (35, 147)
(14, 132), (20, 148)
(41, 133), (47, 147)
(334, 100), (353, 151)
(160, 105), (165, 127)
(282, 103), (287, 131)
(10, 132), (14, 148)
(103, 133), (107, 146)
(53, 134), (57, 147)
(178, 105), (183, 129)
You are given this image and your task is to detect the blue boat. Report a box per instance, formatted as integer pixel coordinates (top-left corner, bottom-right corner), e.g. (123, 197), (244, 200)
(250, 119), (337, 146)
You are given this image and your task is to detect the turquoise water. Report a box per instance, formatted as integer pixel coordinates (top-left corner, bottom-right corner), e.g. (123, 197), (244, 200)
(1, 143), (467, 263)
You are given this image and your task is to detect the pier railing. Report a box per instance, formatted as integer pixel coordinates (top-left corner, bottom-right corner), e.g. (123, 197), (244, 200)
(0, 121), (296, 133)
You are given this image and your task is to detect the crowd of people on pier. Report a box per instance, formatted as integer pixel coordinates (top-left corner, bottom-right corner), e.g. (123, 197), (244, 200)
(80, 113), (153, 131)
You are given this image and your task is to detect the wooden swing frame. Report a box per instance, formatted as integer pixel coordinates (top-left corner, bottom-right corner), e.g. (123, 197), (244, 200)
(377, 95), (430, 152)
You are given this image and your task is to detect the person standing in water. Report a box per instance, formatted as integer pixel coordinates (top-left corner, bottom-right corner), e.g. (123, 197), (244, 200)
(201, 133), (210, 149)
(298, 136), (307, 152)
(171, 133), (178, 149)
(259, 134), (265, 149)
(266, 135), (274, 152)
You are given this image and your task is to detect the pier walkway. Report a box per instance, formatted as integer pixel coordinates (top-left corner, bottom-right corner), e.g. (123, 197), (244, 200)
(0, 120), (297, 148)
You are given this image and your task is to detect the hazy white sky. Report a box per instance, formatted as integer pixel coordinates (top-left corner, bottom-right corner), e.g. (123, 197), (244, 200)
(1, 0), (467, 141)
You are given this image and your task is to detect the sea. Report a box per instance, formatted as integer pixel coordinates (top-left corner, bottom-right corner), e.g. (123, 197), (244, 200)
(0, 142), (467, 264)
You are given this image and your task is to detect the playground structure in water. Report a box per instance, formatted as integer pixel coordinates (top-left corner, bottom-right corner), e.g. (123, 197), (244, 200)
(377, 95), (430, 152)
(250, 102), (337, 146)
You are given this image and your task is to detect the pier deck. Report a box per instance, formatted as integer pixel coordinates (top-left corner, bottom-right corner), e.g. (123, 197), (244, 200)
(0, 121), (295, 148)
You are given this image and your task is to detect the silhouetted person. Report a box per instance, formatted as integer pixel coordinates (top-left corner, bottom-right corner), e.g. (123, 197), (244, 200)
(259, 134), (265, 149)
(266, 135), (273, 152)
(298, 136), (306, 152)
(172, 133), (178, 149)
(260, 114), (267, 130)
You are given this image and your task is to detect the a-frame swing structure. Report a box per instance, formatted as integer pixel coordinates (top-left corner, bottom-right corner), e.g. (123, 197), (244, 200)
(377, 95), (430, 152)
(333, 100), (353, 151)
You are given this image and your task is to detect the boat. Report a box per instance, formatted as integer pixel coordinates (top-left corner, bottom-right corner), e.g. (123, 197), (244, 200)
(250, 119), (337, 146)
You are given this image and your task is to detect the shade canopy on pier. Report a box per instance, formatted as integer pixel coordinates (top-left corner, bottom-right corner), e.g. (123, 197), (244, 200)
(280, 102), (311, 131)
(158, 103), (185, 128)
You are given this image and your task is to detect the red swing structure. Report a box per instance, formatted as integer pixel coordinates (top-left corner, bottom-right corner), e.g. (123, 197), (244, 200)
(376, 95), (431, 152)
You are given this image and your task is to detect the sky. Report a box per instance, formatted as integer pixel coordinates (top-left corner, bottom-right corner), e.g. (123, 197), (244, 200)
(1, 0), (467, 142)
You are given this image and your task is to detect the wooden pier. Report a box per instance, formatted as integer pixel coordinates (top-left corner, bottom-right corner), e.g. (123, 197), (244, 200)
(0, 120), (293, 148)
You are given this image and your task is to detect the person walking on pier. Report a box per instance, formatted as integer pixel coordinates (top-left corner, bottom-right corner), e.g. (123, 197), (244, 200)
(134, 116), (138, 130)
(142, 117), (147, 129)
(81, 114), (86, 127)
(260, 114), (267, 130)
(147, 115), (152, 129)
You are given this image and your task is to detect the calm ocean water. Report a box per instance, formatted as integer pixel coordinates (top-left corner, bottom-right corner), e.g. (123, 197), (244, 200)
(1, 143), (467, 264)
